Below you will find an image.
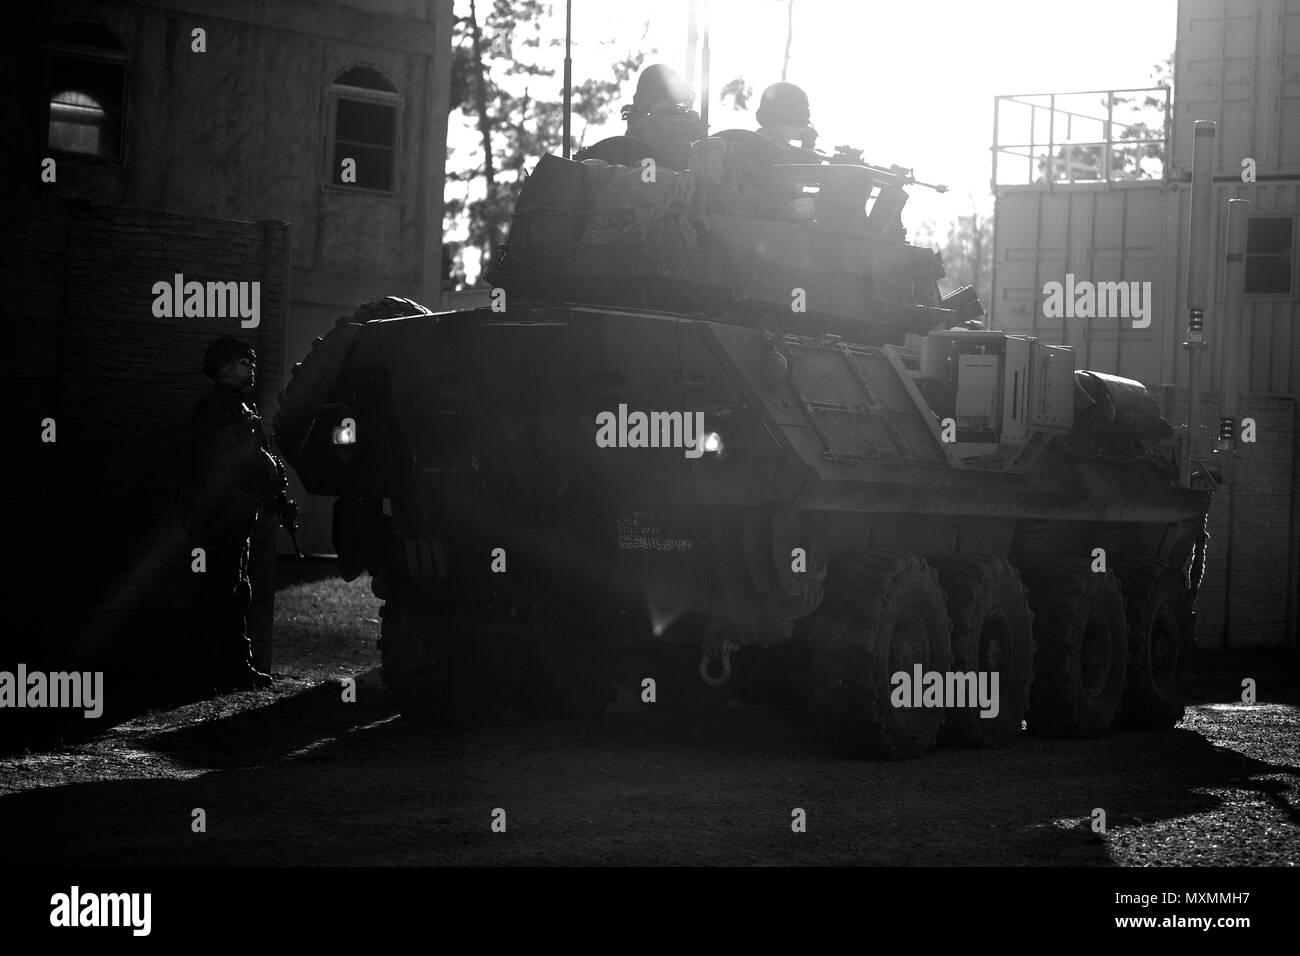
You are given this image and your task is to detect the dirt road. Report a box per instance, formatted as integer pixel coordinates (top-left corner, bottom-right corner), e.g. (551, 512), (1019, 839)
(1, 657), (1296, 866)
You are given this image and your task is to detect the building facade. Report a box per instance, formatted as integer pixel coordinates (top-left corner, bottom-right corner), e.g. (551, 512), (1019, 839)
(0, 197), (291, 726)
(990, 0), (1300, 649)
(0, 2), (455, 726)
(8, 0), (455, 554)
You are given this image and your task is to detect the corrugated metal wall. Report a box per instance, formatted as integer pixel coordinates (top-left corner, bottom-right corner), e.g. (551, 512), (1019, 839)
(992, 181), (1299, 396)
(1173, 0), (1300, 179)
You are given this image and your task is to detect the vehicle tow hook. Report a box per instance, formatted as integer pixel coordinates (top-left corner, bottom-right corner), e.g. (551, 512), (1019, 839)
(699, 647), (732, 687)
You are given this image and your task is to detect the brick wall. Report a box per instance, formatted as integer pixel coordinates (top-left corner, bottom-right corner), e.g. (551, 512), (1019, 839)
(1158, 388), (1296, 649)
(0, 196), (289, 705)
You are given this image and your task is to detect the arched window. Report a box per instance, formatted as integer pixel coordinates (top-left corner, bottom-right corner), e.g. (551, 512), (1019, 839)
(45, 20), (127, 161)
(329, 66), (401, 192)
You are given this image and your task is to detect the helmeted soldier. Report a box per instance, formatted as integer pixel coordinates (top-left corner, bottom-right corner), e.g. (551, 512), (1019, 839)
(183, 336), (291, 691)
(755, 81), (823, 163)
(621, 63), (702, 169)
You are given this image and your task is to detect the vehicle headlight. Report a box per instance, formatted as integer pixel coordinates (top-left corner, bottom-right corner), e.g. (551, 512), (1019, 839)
(332, 416), (357, 445)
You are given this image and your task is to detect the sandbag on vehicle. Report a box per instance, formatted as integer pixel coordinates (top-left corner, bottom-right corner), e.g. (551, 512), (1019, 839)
(580, 165), (699, 247)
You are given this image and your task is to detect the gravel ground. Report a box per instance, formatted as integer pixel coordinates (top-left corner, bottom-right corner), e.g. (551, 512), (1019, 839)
(1, 574), (1296, 866)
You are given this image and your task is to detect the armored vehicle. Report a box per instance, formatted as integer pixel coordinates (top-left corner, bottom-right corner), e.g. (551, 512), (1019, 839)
(275, 132), (1212, 758)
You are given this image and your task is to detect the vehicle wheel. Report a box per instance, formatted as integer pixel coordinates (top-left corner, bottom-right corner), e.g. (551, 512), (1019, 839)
(512, 637), (618, 720)
(807, 551), (951, 759)
(1115, 559), (1195, 729)
(1021, 559), (1128, 738)
(273, 296), (431, 462)
(379, 600), (517, 729)
(933, 554), (1034, 748)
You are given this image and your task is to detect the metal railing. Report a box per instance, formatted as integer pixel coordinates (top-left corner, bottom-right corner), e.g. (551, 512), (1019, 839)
(992, 87), (1170, 187)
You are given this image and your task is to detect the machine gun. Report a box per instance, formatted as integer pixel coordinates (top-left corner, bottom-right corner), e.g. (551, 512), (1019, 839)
(274, 457), (305, 581)
(830, 145), (948, 193)
(251, 411), (305, 581)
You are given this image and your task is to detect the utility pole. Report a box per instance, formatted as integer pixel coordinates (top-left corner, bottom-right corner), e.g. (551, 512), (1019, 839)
(781, 0), (794, 81)
(1179, 120), (1215, 488)
(562, 0), (572, 159)
(1217, 198), (1250, 647)
(686, 0), (699, 93)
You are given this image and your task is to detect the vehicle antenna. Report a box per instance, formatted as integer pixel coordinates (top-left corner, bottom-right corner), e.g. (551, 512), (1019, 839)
(696, 0), (710, 218)
(562, 0), (573, 160)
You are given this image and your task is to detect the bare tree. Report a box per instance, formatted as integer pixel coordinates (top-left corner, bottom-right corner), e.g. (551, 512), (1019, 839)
(447, 1), (648, 281)
(918, 207), (994, 312)
(941, 209), (993, 312)
(719, 76), (752, 111)
(465, 0), (497, 255)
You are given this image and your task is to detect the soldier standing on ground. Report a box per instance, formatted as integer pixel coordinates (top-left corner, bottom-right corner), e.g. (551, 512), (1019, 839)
(183, 337), (292, 692)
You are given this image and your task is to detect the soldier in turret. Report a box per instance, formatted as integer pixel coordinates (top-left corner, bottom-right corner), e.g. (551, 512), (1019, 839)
(183, 337), (290, 692)
(755, 81), (823, 163)
(621, 63), (702, 169)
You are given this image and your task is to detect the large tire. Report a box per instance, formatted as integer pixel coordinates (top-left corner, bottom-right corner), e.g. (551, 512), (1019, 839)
(379, 600), (518, 729)
(808, 551), (951, 759)
(1116, 559), (1195, 729)
(1021, 559), (1128, 739)
(273, 296), (432, 464)
(512, 637), (618, 720)
(932, 554), (1034, 748)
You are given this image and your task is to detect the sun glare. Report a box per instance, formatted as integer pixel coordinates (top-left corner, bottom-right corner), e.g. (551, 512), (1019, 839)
(448, 0), (1175, 277)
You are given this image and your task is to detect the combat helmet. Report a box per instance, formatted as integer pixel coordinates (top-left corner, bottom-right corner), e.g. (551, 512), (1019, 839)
(203, 336), (256, 379)
(756, 81), (811, 128)
(622, 64), (695, 121)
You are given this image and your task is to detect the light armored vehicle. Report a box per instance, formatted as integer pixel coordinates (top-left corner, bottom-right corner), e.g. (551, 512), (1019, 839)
(276, 133), (1211, 757)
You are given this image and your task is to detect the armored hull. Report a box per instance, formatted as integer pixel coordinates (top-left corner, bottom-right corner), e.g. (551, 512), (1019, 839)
(276, 150), (1211, 757)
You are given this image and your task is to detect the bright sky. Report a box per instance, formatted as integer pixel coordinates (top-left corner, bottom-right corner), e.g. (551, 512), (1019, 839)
(449, 0), (1176, 272)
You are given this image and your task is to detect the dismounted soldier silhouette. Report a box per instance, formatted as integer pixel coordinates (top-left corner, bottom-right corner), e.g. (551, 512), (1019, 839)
(183, 336), (294, 692)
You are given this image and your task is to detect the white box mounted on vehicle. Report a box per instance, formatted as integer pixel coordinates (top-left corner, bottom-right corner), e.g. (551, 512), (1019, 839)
(920, 330), (1074, 461)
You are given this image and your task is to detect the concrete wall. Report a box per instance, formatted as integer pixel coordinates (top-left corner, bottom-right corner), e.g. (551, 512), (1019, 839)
(13, 0), (451, 283)
(0, 195), (289, 695)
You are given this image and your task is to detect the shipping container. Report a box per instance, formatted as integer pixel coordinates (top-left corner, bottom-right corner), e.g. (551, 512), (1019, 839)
(1173, 0), (1300, 178)
(989, 0), (1300, 649)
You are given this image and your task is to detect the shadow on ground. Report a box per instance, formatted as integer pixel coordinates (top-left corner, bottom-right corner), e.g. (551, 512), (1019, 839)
(138, 667), (391, 770)
(1, 671), (1296, 865)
